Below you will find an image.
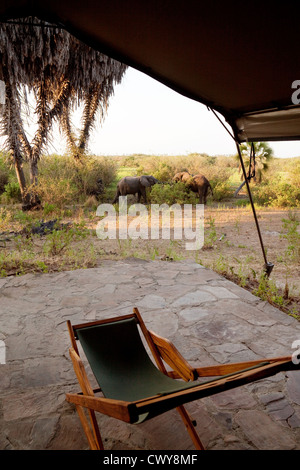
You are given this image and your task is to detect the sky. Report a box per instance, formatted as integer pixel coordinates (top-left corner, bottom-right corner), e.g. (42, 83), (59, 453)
(47, 66), (299, 158)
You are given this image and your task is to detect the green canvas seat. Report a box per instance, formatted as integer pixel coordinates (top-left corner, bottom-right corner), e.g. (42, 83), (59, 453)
(76, 317), (199, 404)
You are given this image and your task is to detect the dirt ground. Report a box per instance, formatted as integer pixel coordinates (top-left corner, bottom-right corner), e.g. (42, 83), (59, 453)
(91, 201), (300, 315)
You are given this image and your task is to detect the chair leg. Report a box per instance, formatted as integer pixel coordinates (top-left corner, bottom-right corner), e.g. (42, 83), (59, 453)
(75, 405), (104, 450)
(88, 409), (105, 450)
(176, 405), (205, 450)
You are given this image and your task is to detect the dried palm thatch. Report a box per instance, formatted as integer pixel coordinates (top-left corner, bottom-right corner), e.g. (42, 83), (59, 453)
(0, 17), (127, 209)
(60, 82), (106, 160)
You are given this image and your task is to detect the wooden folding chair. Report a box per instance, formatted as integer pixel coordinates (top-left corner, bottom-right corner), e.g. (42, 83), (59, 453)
(66, 307), (297, 450)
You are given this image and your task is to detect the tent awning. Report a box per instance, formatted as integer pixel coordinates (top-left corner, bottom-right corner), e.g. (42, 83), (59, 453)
(0, 1), (300, 143)
(236, 107), (300, 143)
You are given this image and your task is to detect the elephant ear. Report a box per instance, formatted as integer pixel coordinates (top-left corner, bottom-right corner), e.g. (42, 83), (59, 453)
(140, 175), (152, 187)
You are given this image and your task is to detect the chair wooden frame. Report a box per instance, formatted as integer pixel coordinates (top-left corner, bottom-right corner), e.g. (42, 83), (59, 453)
(66, 307), (297, 450)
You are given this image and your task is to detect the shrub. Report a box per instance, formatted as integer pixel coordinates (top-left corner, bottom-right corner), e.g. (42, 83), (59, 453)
(152, 162), (175, 182)
(252, 176), (300, 207)
(136, 157), (176, 182)
(210, 180), (232, 201)
(273, 184), (300, 207)
(0, 163), (9, 194)
(37, 177), (78, 208)
(148, 182), (198, 205)
(37, 154), (117, 206)
(289, 160), (300, 189)
(281, 213), (300, 261)
(3, 181), (22, 202)
(0, 151), (14, 194)
(43, 202), (58, 215)
(74, 156), (117, 197)
(0, 207), (13, 231)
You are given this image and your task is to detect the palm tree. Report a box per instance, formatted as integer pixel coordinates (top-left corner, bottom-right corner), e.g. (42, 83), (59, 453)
(60, 74), (117, 161)
(234, 141), (274, 196)
(59, 35), (127, 161)
(0, 17), (127, 209)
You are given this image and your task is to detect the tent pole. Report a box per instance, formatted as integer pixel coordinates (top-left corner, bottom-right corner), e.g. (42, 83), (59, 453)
(235, 142), (274, 277)
(208, 108), (273, 277)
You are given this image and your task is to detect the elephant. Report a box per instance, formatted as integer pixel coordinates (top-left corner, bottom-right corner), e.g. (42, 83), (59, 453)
(172, 171), (192, 183)
(173, 171), (213, 204)
(112, 175), (159, 204)
(188, 174), (213, 204)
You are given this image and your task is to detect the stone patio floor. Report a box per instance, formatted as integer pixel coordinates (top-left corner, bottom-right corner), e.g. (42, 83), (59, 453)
(1, 258), (300, 450)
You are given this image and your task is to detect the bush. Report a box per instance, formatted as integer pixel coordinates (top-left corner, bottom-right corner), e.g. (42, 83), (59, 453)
(74, 156), (117, 197)
(290, 160), (300, 189)
(3, 181), (22, 202)
(136, 157), (176, 182)
(0, 163), (9, 194)
(38, 154), (78, 184)
(281, 213), (300, 261)
(0, 207), (13, 231)
(210, 180), (232, 201)
(0, 151), (15, 194)
(148, 182), (198, 205)
(37, 154), (117, 206)
(252, 175), (300, 207)
(273, 184), (300, 207)
(37, 178), (78, 208)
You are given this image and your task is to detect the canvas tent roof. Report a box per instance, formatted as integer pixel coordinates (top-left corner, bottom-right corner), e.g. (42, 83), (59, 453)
(0, 1), (300, 143)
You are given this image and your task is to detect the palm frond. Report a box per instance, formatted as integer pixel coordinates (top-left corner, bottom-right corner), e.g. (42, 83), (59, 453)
(0, 16), (127, 207)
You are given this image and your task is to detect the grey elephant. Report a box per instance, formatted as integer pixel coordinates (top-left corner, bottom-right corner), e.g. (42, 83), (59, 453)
(112, 175), (159, 204)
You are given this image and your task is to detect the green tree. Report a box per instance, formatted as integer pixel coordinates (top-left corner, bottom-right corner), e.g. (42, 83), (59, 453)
(234, 142), (274, 196)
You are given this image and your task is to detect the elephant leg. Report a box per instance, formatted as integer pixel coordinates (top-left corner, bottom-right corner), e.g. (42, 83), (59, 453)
(112, 189), (120, 204)
(141, 188), (147, 204)
(137, 191), (141, 203)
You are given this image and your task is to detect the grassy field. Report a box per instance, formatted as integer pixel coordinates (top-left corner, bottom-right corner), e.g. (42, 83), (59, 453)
(0, 152), (299, 318)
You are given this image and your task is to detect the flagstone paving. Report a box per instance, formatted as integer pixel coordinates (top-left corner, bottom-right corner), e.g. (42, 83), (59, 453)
(0, 259), (300, 450)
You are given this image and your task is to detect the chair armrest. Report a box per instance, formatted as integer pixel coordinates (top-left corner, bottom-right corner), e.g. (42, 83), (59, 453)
(66, 393), (136, 423)
(194, 356), (293, 377)
(148, 330), (197, 381)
